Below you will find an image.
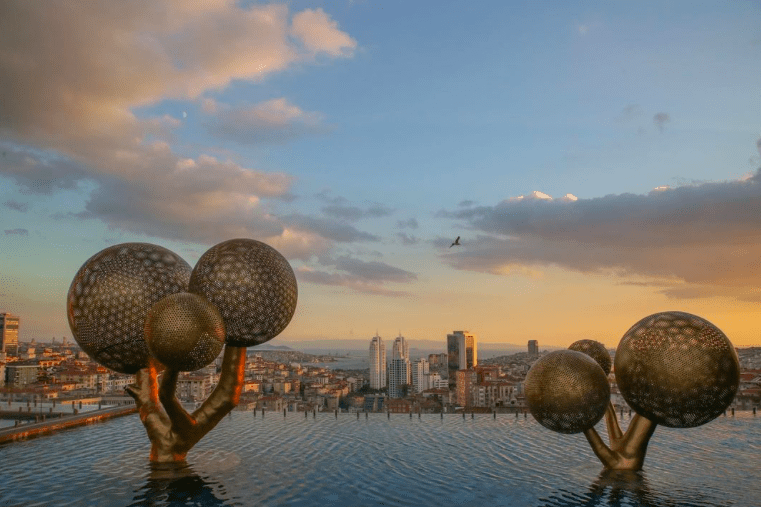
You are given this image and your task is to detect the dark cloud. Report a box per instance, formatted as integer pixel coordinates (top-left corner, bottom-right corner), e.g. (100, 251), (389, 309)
(440, 170), (761, 300)
(3, 200), (29, 212)
(756, 137), (761, 156)
(458, 200), (476, 207)
(4, 228), (28, 236)
(397, 232), (419, 245)
(653, 112), (670, 132)
(297, 255), (416, 296)
(322, 202), (394, 221)
(617, 104), (643, 122)
(396, 218), (418, 229)
(282, 214), (379, 243)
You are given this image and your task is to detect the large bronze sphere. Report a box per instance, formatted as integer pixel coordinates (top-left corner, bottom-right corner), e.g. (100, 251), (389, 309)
(569, 339), (612, 375)
(614, 311), (740, 428)
(525, 350), (611, 434)
(145, 292), (225, 372)
(66, 243), (191, 373)
(188, 239), (297, 347)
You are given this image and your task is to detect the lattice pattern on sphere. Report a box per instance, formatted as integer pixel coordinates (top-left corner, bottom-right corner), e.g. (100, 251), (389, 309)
(145, 292), (225, 372)
(525, 350), (610, 434)
(188, 238), (297, 347)
(569, 339), (612, 375)
(614, 311), (740, 428)
(66, 243), (191, 374)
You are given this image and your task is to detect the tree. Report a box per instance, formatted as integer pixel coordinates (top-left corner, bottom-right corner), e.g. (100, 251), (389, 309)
(525, 312), (740, 471)
(67, 239), (297, 463)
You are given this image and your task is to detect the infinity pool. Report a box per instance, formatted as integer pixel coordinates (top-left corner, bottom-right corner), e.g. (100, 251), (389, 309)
(0, 410), (758, 506)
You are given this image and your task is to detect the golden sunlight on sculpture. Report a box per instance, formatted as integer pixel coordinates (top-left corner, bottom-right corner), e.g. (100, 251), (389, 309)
(67, 239), (297, 463)
(525, 312), (740, 471)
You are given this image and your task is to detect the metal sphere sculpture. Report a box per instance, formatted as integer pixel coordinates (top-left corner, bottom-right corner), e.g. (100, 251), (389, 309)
(188, 238), (298, 347)
(614, 311), (740, 428)
(527, 311), (739, 471)
(525, 350), (610, 434)
(66, 238), (298, 463)
(569, 339), (612, 375)
(66, 243), (192, 373)
(145, 292), (225, 372)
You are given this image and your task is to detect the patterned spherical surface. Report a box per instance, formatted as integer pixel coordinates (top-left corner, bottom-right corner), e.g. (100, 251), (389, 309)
(188, 238), (297, 347)
(614, 311), (740, 428)
(525, 350), (610, 434)
(66, 243), (191, 374)
(145, 292), (225, 372)
(569, 339), (612, 375)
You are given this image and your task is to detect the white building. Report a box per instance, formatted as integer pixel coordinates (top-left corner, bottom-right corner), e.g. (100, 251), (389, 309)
(389, 334), (411, 398)
(411, 358), (429, 393)
(368, 335), (386, 390)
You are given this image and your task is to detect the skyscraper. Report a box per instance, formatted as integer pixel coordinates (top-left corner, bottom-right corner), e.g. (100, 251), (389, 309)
(368, 334), (386, 390)
(528, 340), (539, 355)
(389, 333), (411, 398)
(0, 313), (19, 356)
(447, 330), (477, 386)
(411, 358), (429, 393)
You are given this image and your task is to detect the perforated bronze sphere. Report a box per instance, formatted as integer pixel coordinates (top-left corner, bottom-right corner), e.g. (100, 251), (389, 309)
(188, 238), (297, 347)
(145, 292), (225, 372)
(525, 350), (610, 434)
(66, 243), (191, 373)
(569, 339), (612, 375)
(614, 311), (740, 428)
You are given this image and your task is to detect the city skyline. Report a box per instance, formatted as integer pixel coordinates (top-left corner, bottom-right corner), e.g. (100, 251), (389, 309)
(2, 1), (761, 348)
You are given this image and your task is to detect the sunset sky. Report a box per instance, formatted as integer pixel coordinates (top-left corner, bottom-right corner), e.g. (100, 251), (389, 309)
(2, 1), (761, 348)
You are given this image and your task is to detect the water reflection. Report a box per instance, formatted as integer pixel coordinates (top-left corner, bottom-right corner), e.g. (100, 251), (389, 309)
(128, 462), (232, 507)
(541, 469), (731, 507)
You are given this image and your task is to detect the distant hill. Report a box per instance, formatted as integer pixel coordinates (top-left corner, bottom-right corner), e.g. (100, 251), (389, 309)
(250, 343), (294, 351)
(269, 338), (531, 356)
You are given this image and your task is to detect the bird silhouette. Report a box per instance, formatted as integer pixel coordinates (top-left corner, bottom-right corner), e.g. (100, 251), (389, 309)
(449, 236), (461, 248)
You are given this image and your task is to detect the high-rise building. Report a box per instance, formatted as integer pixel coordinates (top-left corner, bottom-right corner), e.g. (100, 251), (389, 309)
(368, 335), (386, 390)
(0, 313), (19, 356)
(411, 358), (429, 393)
(388, 334), (411, 398)
(447, 330), (477, 386)
(528, 340), (539, 356)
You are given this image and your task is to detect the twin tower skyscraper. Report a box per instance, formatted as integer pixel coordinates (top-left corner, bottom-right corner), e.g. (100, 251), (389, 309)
(369, 333), (410, 397)
(369, 330), (478, 396)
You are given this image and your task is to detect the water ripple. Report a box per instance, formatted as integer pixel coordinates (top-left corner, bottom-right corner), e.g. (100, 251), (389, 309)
(0, 411), (758, 506)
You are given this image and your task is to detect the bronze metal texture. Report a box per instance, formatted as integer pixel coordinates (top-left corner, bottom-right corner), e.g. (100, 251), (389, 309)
(568, 339), (612, 375)
(188, 238), (297, 347)
(126, 346), (246, 463)
(66, 243), (191, 373)
(525, 350), (610, 434)
(614, 311), (740, 428)
(145, 292), (225, 372)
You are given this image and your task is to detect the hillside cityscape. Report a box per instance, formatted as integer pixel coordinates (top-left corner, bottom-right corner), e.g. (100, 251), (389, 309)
(2, 312), (760, 419)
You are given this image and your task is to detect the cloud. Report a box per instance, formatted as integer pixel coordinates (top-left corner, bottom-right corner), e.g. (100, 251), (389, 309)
(397, 218), (418, 229)
(757, 137), (761, 156)
(397, 232), (420, 245)
(458, 200), (476, 207)
(282, 214), (379, 243)
(206, 98), (328, 145)
(3, 200), (29, 212)
(616, 104), (642, 123)
(297, 254), (417, 296)
(4, 228), (28, 236)
(291, 8), (357, 58)
(0, 1), (356, 251)
(440, 169), (761, 300)
(653, 112), (671, 132)
(322, 202), (394, 221)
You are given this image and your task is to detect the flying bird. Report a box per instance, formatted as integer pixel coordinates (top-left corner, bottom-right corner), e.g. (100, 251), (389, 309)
(449, 236), (461, 248)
